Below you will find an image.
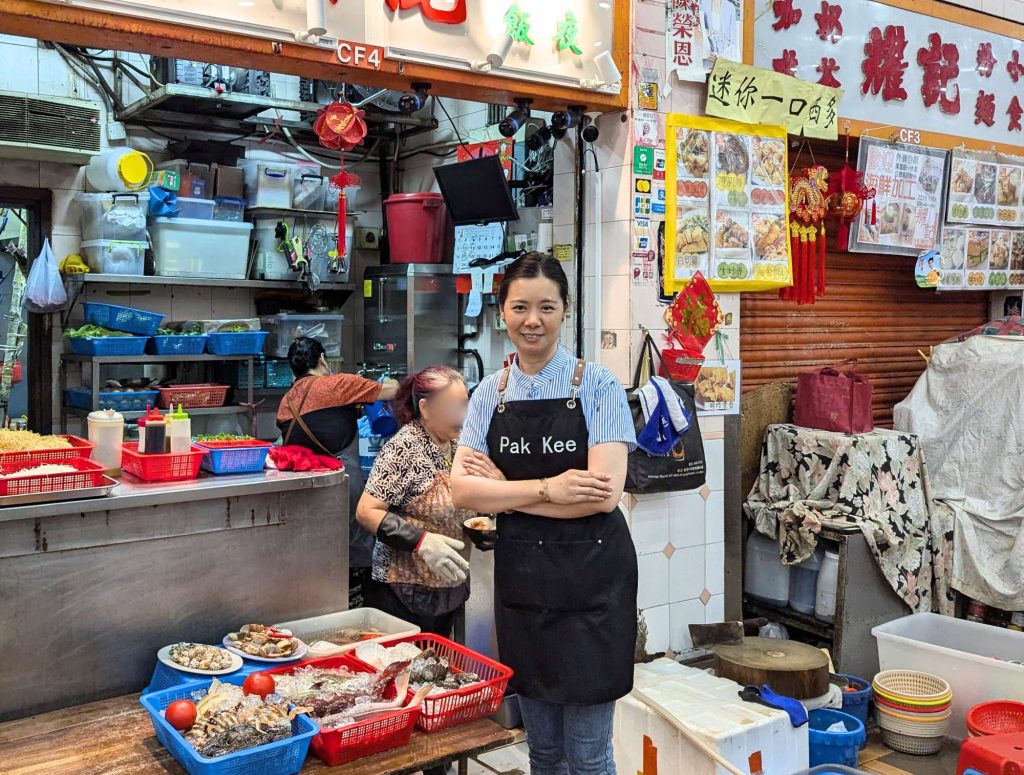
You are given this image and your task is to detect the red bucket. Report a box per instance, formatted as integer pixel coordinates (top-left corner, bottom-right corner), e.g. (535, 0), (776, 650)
(384, 193), (447, 263)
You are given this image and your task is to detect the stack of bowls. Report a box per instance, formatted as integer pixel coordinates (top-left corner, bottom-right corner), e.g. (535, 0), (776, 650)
(967, 701), (1024, 738)
(873, 670), (953, 755)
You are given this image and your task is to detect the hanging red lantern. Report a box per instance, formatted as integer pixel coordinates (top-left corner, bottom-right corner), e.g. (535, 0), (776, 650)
(313, 102), (368, 266)
(826, 133), (876, 253)
(786, 165), (829, 305)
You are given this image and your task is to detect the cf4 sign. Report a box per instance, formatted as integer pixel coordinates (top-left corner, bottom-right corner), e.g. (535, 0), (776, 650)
(337, 41), (383, 70)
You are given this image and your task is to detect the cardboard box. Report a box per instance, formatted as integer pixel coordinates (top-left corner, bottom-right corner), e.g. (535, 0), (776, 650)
(213, 164), (245, 200)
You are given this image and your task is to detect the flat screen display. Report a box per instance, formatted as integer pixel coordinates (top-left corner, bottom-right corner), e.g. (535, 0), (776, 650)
(433, 155), (519, 226)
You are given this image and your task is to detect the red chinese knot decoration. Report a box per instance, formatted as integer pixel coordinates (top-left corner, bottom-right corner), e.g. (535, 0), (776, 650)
(772, 49), (799, 76)
(917, 33), (960, 115)
(827, 153), (875, 254)
(784, 166), (830, 306)
(814, 1), (843, 43)
(977, 43), (996, 78)
(862, 25), (908, 103)
(771, 0), (802, 31)
(313, 101), (368, 262)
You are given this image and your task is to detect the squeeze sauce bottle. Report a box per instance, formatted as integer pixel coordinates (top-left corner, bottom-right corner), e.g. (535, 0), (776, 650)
(143, 405), (166, 454)
(168, 404), (191, 454)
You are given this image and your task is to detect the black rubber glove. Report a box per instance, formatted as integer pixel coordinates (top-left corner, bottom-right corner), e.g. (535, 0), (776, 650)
(376, 511), (426, 552)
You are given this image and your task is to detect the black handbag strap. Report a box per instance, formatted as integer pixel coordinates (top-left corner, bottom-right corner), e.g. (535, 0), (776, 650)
(632, 333), (664, 390)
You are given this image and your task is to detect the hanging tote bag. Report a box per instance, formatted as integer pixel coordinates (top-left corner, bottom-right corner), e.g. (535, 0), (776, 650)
(625, 334), (707, 494)
(24, 238), (67, 313)
(793, 359), (874, 434)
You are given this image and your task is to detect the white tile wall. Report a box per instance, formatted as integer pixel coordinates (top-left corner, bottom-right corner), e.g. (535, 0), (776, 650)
(705, 541), (725, 596)
(641, 603), (671, 654)
(670, 491), (706, 548)
(637, 552), (671, 610)
(669, 544), (705, 602)
(669, 598), (706, 652)
(631, 494), (672, 555)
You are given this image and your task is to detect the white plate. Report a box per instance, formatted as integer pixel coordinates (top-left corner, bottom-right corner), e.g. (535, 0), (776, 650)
(158, 644), (243, 676)
(222, 635), (308, 663)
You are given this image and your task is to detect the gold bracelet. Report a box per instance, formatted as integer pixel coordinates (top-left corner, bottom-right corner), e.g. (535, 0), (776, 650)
(539, 478), (550, 503)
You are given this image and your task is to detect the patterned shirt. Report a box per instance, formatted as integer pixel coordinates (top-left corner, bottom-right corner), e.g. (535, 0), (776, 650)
(460, 346), (638, 455)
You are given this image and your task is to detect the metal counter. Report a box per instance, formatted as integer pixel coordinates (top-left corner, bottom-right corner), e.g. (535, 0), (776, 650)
(0, 469), (349, 721)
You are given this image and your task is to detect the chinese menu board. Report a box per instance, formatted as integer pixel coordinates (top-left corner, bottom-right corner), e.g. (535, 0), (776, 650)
(848, 138), (948, 256)
(664, 113), (792, 294)
(945, 150), (1024, 227)
(937, 227), (1024, 291)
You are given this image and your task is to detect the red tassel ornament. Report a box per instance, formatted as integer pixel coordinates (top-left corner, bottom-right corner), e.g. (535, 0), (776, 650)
(788, 165), (830, 305)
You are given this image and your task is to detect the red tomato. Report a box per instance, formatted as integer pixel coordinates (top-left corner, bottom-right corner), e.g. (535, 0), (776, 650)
(165, 700), (197, 731)
(243, 672), (276, 699)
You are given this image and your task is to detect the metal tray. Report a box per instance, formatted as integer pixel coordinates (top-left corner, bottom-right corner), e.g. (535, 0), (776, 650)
(0, 476), (119, 507)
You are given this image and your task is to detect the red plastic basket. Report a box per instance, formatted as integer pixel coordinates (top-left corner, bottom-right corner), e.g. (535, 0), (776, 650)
(121, 443), (205, 482)
(967, 701), (1024, 737)
(0, 434), (94, 466)
(262, 654), (420, 767)
(370, 634), (513, 733)
(0, 456), (107, 496)
(658, 349), (704, 382)
(157, 384), (230, 409)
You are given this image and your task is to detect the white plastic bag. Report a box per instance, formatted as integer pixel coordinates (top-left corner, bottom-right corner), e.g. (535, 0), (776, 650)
(24, 238), (67, 313)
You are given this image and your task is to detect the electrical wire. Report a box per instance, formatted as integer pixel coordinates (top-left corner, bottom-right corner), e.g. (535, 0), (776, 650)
(434, 97), (474, 157)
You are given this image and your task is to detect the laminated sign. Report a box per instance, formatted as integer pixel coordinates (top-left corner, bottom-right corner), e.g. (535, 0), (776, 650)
(664, 113), (793, 293)
(706, 59), (843, 141)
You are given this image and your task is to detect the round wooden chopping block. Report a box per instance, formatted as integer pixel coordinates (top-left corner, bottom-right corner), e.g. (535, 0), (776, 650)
(714, 637), (829, 699)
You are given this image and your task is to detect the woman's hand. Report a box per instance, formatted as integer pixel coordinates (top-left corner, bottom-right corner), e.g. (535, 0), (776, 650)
(461, 450), (506, 481)
(547, 469), (614, 505)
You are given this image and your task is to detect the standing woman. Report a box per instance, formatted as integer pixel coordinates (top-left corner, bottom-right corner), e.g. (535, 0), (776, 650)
(356, 366), (473, 638)
(277, 337), (399, 574)
(451, 253), (638, 775)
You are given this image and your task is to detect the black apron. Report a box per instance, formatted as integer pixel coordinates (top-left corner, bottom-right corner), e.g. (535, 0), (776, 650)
(486, 358), (638, 705)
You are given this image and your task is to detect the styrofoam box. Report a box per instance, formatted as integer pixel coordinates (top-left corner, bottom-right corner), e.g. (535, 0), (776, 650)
(874, 613), (1024, 741)
(272, 607), (420, 656)
(614, 659), (809, 775)
(151, 218), (253, 279)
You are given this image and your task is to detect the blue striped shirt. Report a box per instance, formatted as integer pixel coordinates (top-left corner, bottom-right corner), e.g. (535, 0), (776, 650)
(460, 346), (637, 455)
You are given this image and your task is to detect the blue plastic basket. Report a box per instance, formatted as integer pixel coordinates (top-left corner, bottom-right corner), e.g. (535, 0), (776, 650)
(141, 674), (317, 775)
(808, 708), (865, 769)
(206, 331), (269, 356)
(196, 441), (272, 475)
(68, 336), (149, 357)
(82, 302), (165, 336)
(838, 674), (873, 728)
(142, 656), (266, 696)
(149, 334), (209, 356)
(264, 360), (294, 388)
(65, 387), (160, 412)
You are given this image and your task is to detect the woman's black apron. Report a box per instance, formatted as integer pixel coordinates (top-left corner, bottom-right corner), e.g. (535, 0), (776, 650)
(485, 358), (638, 705)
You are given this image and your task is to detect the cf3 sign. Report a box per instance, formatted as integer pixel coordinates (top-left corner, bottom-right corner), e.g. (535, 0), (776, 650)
(337, 41), (383, 70)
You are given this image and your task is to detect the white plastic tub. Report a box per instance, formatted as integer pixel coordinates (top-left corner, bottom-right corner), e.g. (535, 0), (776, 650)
(615, 659), (808, 775)
(873, 613), (1024, 740)
(151, 218), (253, 279)
(272, 607), (420, 656)
(77, 192), (148, 242)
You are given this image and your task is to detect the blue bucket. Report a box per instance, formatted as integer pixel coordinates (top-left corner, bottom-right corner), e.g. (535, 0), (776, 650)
(808, 708), (865, 768)
(838, 674), (873, 727)
(792, 766), (866, 774)
(364, 400), (398, 437)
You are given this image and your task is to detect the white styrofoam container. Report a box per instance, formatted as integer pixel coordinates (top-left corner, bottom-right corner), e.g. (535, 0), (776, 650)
(151, 218), (253, 279)
(614, 659), (809, 775)
(272, 607), (420, 656)
(873, 613), (1024, 740)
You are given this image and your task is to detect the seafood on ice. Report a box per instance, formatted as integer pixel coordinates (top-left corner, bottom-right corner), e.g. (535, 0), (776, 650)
(180, 679), (307, 758)
(226, 623), (302, 659)
(169, 643), (235, 671)
(273, 661), (431, 730)
(356, 643), (482, 695)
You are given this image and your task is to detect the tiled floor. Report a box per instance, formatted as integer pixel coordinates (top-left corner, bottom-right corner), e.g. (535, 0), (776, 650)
(468, 741), (530, 774)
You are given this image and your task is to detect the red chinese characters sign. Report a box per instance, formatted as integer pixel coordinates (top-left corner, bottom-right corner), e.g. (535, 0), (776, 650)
(384, 0), (466, 24)
(753, 0), (1024, 146)
(667, 0), (705, 82)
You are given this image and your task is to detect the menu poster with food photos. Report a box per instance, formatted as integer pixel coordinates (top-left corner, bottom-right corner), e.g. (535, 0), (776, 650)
(939, 226), (1024, 291)
(848, 138), (948, 256)
(946, 150), (1024, 228)
(694, 359), (741, 415)
(664, 113), (792, 294)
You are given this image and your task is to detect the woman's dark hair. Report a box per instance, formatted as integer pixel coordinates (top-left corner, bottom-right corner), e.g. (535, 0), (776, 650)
(287, 336), (326, 377)
(394, 365), (464, 426)
(497, 252), (570, 309)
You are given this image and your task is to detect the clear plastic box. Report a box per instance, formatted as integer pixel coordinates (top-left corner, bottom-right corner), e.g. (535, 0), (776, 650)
(262, 313), (344, 358)
(174, 197), (215, 220)
(151, 218), (253, 279)
(76, 193), (147, 243)
(212, 196), (245, 222)
(80, 240), (146, 275)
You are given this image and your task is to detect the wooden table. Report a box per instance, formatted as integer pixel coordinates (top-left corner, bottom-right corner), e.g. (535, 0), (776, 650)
(0, 694), (525, 775)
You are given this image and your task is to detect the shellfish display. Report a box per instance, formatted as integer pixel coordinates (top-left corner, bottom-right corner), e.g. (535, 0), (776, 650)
(225, 623), (302, 659)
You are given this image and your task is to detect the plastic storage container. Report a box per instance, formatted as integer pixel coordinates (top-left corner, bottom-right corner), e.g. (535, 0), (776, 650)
(85, 147), (152, 192)
(148, 334), (209, 356)
(80, 240), (146, 275)
(206, 330), (268, 356)
(65, 387), (160, 413)
(156, 384), (229, 410)
(874, 613), (1024, 741)
(272, 607), (421, 655)
(384, 193), (447, 263)
(0, 434), (93, 466)
(790, 546), (824, 615)
(68, 336), (149, 357)
(87, 409), (124, 475)
(77, 193), (148, 242)
(262, 314), (344, 358)
(121, 442), (205, 482)
(142, 653), (265, 696)
(196, 439), (271, 475)
(614, 658), (809, 775)
(213, 196), (245, 222)
(808, 709), (865, 768)
(744, 532), (790, 607)
(151, 218), (253, 279)
(816, 550), (840, 622)
(252, 216), (353, 282)
(264, 360), (293, 388)
(175, 197), (215, 220)
(0, 457), (107, 497)
(82, 302), (164, 336)
(293, 173), (328, 210)
(838, 674), (873, 727)
(140, 675), (318, 775)
(244, 162), (294, 208)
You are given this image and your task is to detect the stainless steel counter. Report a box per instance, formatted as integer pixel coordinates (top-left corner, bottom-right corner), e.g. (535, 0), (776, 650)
(0, 470), (349, 721)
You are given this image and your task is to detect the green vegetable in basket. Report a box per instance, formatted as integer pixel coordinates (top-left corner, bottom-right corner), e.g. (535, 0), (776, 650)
(195, 433), (255, 441)
(65, 325), (132, 338)
(221, 325), (249, 333)
(156, 327), (203, 336)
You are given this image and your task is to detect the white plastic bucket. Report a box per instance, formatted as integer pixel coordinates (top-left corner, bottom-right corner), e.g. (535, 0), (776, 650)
(85, 147), (154, 192)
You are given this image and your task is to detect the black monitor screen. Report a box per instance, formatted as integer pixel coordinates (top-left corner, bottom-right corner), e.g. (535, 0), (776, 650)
(433, 155), (519, 226)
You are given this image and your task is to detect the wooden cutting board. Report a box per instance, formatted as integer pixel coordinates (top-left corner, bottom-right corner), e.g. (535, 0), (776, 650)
(714, 637), (830, 699)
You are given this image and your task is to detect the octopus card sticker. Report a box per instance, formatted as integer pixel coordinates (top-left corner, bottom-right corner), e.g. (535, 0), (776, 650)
(915, 249), (942, 288)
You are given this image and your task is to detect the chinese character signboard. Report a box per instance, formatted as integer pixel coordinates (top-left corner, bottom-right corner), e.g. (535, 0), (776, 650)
(706, 59), (843, 140)
(664, 113), (793, 294)
(753, 0), (1024, 147)
(847, 137), (948, 257)
(667, 0), (706, 82)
